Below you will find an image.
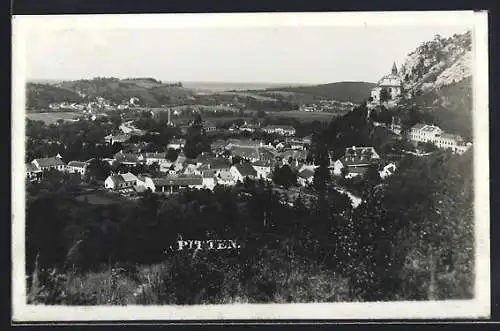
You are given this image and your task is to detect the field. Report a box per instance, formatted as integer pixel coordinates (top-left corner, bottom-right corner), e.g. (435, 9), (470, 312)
(267, 111), (346, 123)
(26, 112), (81, 124)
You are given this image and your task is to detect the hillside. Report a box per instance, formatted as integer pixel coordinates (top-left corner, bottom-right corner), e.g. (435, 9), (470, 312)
(26, 83), (85, 109)
(264, 81), (376, 104)
(26, 78), (197, 110)
(396, 31), (473, 139)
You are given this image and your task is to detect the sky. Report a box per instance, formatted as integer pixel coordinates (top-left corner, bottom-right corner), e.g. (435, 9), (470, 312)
(24, 24), (470, 85)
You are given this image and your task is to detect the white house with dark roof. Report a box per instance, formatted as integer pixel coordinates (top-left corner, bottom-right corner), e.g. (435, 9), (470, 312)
(104, 172), (138, 190)
(252, 160), (273, 180)
(201, 170), (216, 190)
(32, 155), (66, 172)
(25, 163), (42, 181)
(66, 161), (88, 176)
(144, 175), (204, 193)
(230, 163), (257, 182)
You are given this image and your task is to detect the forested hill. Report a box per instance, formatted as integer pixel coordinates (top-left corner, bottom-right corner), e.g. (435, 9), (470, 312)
(26, 83), (85, 109)
(263, 81), (376, 104)
(26, 77), (195, 110)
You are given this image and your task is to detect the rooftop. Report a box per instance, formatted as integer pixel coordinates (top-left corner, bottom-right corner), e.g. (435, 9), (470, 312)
(67, 161), (87, 168)
(33, 156), (66, 168)
(234, 162), (258, 177)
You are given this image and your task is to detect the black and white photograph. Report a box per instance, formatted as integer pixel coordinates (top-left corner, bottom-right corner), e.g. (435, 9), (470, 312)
(12, 11), (490, 321)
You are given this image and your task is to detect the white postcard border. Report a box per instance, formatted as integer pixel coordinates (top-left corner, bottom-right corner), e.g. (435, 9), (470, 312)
(11, 11), (490, 321)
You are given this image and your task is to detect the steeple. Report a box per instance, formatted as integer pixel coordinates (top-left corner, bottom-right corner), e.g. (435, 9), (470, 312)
(392, 62), (398, 75)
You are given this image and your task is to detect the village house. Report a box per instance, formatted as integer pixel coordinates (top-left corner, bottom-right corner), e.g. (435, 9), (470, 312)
(25, 163), (42, 181)
(230, 162), (258, 182)
(31, 155), (66, 172)
(201, 170), (217, 190)
(181, 163), (201, 176)
(332, 146), (381, 178)
(141, 152), (167, 165)
(104, 172), (138, 191)
(200, 158), (232, 180)
(229, 146), (261, 163)
(297, 168), (315, 187)
(251, 160), (273, 180)
(203, 121), (217, 133)
(144, 175), (204, 193)
(408, 123), (471, 154)
(66, 161), (88, 176)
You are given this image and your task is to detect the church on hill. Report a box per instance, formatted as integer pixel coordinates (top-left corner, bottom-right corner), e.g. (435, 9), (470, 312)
(370, 62), (403, 104)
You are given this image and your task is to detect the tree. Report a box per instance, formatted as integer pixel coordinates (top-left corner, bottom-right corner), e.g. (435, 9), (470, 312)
(256, 110), (266, 118)
(272, 165), (297, 189)
(86, 158), (111, 181)
(166, 148), (180, 162)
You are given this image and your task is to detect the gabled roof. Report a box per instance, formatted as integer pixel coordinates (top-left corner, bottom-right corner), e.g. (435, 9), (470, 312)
(234, 163), (257, 177)
(341, 146), (380, 167)
(26, 163), (40, 172)
(114, 151), (140, 163)
(67, 161), (87, 168)
(152, 175), (203, 186)
(33, 157), (66, 168)
(121, 172), (138, 182)
(298, 168), (315, 179)
(108, 175), (125, 184)
(208, 158), (232, 169)
(439, 133), (463, 142)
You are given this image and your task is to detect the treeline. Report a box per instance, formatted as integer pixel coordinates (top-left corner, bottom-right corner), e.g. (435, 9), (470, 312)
(26, 146), (473, 304)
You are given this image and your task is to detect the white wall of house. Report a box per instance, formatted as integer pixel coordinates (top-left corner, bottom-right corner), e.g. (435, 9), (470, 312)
(253, 166), (271, 179)
(202, 177), (216, 190)
(104, 176), (116, 190)
(144, 177), (156, 192)
(333, 160), (344, 176)
(229, 166), (243, 182)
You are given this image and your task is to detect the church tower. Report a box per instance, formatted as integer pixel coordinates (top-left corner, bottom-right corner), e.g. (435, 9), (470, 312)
(392, 62), (398, 75)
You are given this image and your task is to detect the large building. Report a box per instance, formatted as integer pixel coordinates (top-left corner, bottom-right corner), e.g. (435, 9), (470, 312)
(370, 62), (403, 104)
(408, 123), (472, 154)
